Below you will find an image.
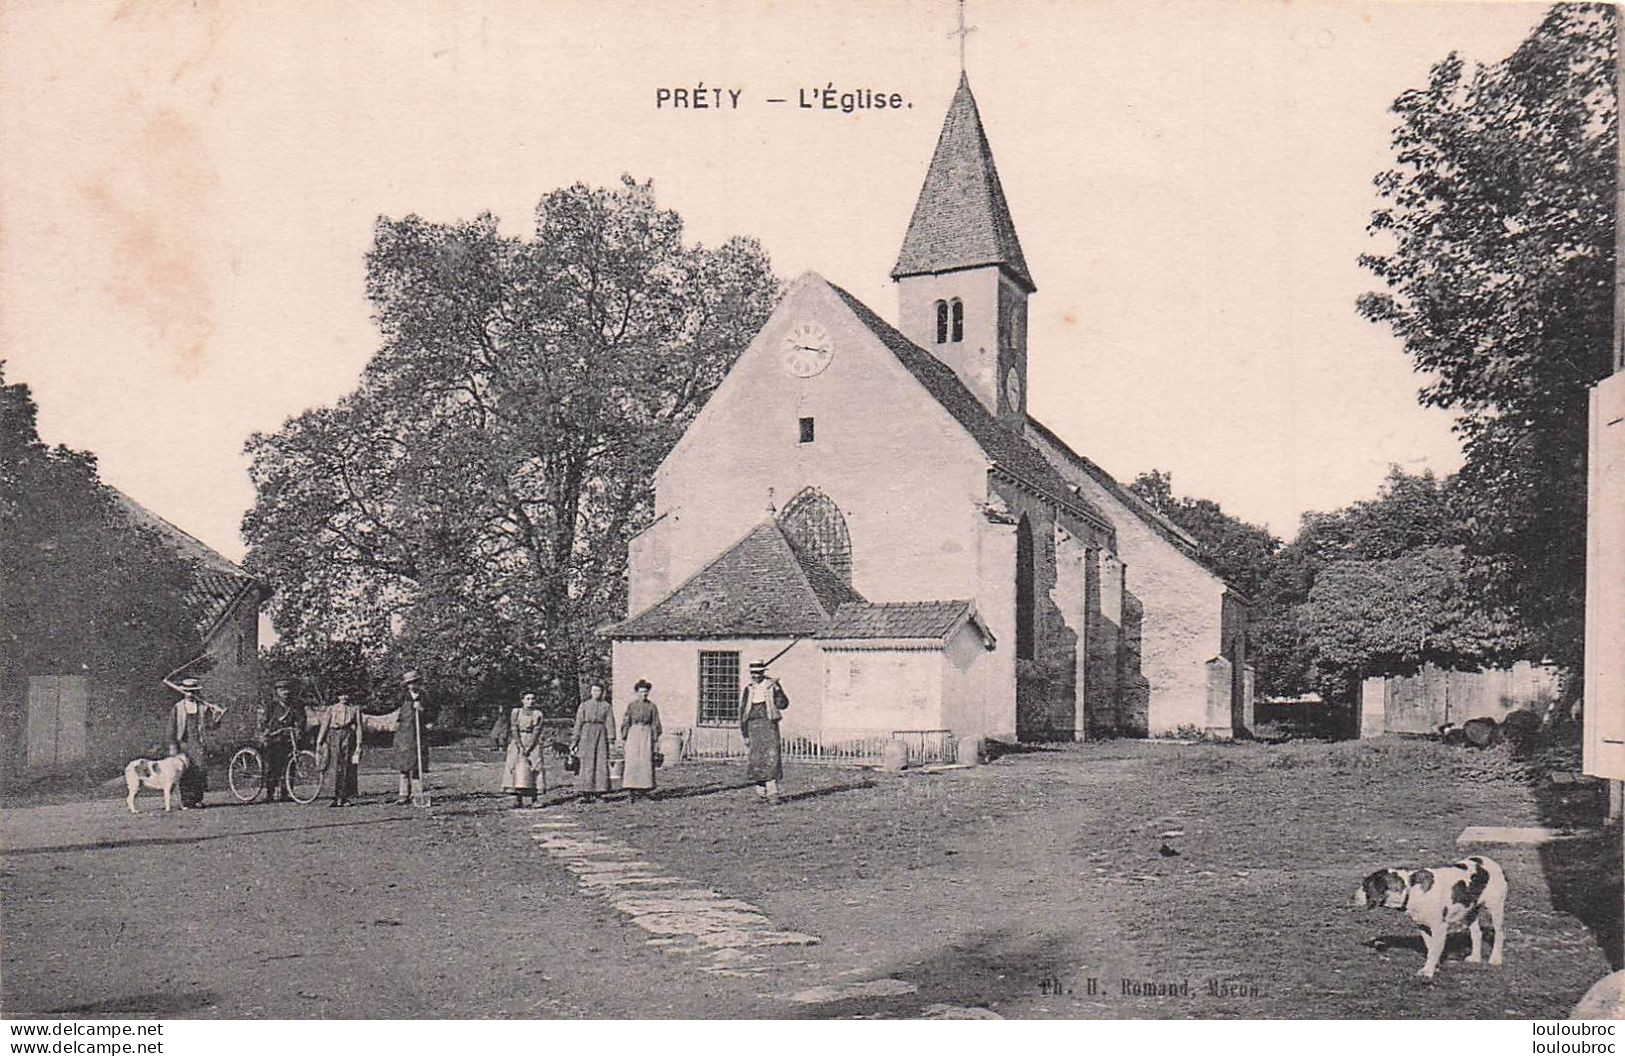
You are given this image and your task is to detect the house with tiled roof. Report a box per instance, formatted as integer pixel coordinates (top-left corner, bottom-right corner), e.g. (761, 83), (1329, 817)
(18, 489), (269, 776)
(607, 75), (1250, 753)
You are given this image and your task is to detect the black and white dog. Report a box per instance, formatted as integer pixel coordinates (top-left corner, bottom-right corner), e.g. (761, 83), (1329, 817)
(1354, 855), (1507, 978)
(124, 746), (189, 813)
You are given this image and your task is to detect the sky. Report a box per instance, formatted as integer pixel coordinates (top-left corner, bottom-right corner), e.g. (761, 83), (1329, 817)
(0, 0), (1552, 561)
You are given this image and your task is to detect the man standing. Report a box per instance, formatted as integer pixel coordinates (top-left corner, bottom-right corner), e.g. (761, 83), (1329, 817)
(395, 670), (437, 804)
(738, 661), (789, 802)
(166, 675), (225, 809)
(257, 678), (307, 802)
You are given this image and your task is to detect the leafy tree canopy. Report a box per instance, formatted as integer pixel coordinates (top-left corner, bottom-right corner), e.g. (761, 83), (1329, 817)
(243, 178), (781, 708)
(1357, 3), (1615, 675)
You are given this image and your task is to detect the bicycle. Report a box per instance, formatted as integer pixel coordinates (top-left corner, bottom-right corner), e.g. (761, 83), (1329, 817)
(228, 727), (323, 804)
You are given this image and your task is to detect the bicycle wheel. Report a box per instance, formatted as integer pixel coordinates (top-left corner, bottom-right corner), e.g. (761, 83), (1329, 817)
(284, 749), (323, 805)
(228, 746), (265, 803)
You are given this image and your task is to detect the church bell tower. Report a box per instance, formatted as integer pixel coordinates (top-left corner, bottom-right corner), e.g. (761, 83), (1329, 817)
(892, 73), (1034, 428)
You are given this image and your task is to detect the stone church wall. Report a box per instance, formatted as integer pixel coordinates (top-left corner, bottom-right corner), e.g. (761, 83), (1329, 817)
(1027, 430), (1230, 737)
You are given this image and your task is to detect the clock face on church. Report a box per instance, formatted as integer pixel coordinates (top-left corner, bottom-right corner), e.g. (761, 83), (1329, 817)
(781, 321), (834, 378)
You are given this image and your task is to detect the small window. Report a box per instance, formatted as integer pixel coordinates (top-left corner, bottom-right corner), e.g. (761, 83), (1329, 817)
(798, 417), (815, 444)
(950, 299), (964, 343)
(934, 300), (949, 344)
(698, 651), (741, 726)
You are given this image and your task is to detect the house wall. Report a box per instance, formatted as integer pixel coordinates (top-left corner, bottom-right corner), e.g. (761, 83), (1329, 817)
(941, 620), (992, 738)
(610, 637), (823, 739)
(821, 648), (944, 734)
(198, 593), (265, 752)
(638, 277), (990, 615)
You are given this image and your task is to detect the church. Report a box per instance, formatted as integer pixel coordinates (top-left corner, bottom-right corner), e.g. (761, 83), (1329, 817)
(605, 74), (1252, 757)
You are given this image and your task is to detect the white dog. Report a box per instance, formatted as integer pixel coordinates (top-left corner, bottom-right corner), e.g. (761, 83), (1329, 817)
(1353, 855), (1507, 978)
(124, 748), (189, 813)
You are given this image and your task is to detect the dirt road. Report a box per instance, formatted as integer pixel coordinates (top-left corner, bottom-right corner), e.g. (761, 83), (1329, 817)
(1, 739), (1614, 1018)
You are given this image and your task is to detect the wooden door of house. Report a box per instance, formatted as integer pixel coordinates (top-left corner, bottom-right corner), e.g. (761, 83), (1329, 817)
(26, 675), (88, 771)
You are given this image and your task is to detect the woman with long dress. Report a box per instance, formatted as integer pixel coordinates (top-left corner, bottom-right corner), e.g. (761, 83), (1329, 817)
(618, 680), (662, 802)
(738, 660), (789, 802)
(166, 676), (224, 809)
(316, 693), (363, 807)
(570, 683), (614, 801)
(502, 692), (547, 808)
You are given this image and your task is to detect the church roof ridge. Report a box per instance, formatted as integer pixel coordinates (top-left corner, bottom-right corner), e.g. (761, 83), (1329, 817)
(1023, 415), (1249, 599)
(891, 74), (1035, 293)
(815, 598), (988, 642)
(825, 281), (1110, 534)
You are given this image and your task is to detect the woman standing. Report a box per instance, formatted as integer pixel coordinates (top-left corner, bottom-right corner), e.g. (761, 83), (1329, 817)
(502, 692), (547, 808)
(618, 680), (662, 803)
(166, 676), (224, 809)
(316, 692), (363, 807)
(570, 683), (614, 802)
(738, 661), (789, 802)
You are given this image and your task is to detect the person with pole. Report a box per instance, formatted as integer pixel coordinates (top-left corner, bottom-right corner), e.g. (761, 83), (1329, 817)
(739, 660), (789, 803)
(165, 673), (225, 809)
(396, 670), (436, 805)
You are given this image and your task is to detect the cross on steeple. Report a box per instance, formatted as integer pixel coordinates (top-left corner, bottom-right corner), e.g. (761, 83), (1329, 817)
(948, 0), (976, 71)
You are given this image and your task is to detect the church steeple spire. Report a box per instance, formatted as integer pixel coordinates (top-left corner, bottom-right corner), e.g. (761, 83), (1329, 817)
(891, 73), (1035, 294)
(892, 74), (1034, 427)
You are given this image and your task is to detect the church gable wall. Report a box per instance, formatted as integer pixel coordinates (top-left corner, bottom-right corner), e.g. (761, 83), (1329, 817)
(641, 278), (989, 610)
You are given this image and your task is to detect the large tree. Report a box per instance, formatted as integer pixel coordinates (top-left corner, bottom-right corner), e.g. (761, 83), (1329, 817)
(243, 178), (780, 709)
(1357, 4), (1616, 677)
(1264, 468), (1530, 698)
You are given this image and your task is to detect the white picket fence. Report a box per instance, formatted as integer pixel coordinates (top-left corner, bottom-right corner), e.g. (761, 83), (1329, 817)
(680, 726), (956, 767)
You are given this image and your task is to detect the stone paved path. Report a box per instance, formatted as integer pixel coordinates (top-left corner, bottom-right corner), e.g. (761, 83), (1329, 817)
(520, 815), (820, 978)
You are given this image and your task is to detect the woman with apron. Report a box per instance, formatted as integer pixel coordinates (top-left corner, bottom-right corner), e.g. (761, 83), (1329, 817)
(618, 680), (662, 802)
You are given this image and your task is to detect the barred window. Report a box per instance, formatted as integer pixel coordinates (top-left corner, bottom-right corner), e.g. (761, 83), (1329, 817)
(697, 651), (741, 726)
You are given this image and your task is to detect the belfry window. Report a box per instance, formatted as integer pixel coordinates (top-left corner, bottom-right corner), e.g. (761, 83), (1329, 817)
(950, 299), (964, 343)
(799, 417), (815, 444)
(935, 300), (949, 344)
(1015, 513), (1035, 660)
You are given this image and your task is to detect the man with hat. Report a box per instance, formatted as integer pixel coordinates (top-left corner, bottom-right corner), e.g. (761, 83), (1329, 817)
(395, 670), (437, 804)
(738, 660), (790, 802)
(256, 678), (307, 802)
(164, 674), (225, 809)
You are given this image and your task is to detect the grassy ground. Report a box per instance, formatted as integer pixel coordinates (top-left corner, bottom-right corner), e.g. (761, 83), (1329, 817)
(0, 735), (1615, 1019)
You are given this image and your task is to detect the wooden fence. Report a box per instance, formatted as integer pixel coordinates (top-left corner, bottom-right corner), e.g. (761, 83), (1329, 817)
(1359, 661), (1561, 737)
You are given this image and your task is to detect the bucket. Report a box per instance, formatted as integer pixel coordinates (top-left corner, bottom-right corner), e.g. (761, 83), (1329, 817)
(608, 758), (625, 789)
